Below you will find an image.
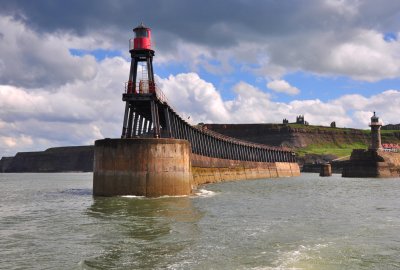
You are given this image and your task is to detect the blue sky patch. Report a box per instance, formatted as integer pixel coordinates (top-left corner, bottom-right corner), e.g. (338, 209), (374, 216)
(69, 48), (123, 61)
(383, 32), (397, 42)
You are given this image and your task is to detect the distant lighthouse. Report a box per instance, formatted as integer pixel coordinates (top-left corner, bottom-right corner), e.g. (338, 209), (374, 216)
(369, 112), (383, 150)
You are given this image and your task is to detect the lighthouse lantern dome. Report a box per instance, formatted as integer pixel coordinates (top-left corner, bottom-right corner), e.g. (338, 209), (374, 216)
(370, 111), (381, 125)
(130, 22), (152, 51)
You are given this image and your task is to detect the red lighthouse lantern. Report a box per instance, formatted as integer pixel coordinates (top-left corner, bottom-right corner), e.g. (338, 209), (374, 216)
(129, 22), (152, 51)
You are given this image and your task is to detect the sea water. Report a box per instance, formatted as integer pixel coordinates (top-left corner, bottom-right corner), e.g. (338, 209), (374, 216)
(0, 173), (399, 269)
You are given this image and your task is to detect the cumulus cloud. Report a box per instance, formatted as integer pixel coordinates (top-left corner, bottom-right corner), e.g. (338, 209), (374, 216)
(157, 73), (230, 123)
(267, 80), (300, 95)
(2, 4), (400, 157)
(1, 67), (400, 156)
(3, 1), (400, 81)
(0, 16), (98, 88)
(0, 56), (129, 156)
(0, 15), (136, 156)
(158, 73), (400, 128)
(323, 0), (360, 16)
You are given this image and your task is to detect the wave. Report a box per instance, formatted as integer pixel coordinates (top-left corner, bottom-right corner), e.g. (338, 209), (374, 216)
(61, 188), (92, 196)
(250, 243), (329, 270)
(120, 195), (145, 198)
(194, 188), (217, 198)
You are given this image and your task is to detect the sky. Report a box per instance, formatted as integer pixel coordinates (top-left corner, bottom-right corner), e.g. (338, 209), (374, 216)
(1, 0), (400, 156)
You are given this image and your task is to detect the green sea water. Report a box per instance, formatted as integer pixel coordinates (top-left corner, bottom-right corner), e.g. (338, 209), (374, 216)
(0, 173), (399, 269)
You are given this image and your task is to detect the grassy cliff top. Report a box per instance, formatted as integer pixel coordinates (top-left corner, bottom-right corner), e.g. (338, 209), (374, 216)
(288, 124), (400, 157)
(202, 123), (400, 158)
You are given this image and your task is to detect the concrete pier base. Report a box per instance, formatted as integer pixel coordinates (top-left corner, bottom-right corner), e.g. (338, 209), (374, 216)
(342, 149), (400, 178)
(93, 138), (192, 197)
(320, 163), (332, 177)
(93, 138), (301, 197)
(191, 154), (300, 186)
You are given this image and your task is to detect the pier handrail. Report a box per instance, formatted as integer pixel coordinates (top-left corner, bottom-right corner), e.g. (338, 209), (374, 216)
(124, 81), (296, 162)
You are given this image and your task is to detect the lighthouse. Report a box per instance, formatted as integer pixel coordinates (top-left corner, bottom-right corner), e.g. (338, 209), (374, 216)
(121, 22), (159, 138)
(94, 23), (191, 197)
(369, 112), (383, 150)
(92, 24), (301, 196)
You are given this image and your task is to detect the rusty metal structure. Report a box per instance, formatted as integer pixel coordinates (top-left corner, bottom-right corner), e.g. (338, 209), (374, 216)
(120, 23), (296, 163)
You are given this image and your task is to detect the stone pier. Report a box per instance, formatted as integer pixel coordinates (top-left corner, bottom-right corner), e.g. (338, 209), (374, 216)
(93, 138), (192, 197)
(93, 138), (300, 197)
(342, 149), (400, 178)
(320, 163), (332, 177)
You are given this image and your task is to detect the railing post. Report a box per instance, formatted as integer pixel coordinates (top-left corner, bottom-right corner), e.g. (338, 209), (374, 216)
(138, 115), (144, 136)
(169, 113), (176, 138)
(147, 121), (152, 134)
(174, 116), (181, 139)
(150, 101), (160, 138)
(121, 102), (130, 138)
(199, 132), (206, 156)
(164, 107), (172, 138)
(126, 110), (134, 138)
(224, 141), (230, 159)
(132, 113), (139, 137)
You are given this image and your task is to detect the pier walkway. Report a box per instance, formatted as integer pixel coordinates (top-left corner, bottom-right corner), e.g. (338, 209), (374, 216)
(121, 80), (296, 163)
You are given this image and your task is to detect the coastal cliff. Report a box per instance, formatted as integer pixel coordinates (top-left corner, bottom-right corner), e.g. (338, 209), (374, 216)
(203, 124), (400, 148)
(0, 146), (94, 172)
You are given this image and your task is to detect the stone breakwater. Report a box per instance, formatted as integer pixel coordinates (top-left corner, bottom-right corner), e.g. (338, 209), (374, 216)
(191, 153), (299, 186)
(342, 149), (400, 178)
(93, 138), (300, 197)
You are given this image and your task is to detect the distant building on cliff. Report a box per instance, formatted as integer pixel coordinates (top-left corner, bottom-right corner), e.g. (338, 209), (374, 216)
(296, 115), (305, 124)
(295, 115), (309, 125)
(281, 115), (310, 125)
(382, 143), (400, 152)
(382, 123), (400, 130)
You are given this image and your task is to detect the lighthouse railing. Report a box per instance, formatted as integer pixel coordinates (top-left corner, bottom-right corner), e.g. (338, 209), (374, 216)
(124, 80), (168, 104)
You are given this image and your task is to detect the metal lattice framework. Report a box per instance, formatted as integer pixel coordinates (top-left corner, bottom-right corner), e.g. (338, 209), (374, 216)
(121, 81), (296, 163)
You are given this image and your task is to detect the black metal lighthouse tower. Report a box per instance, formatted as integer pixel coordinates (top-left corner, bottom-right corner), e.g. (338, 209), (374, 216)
(121, 23), (163, 138)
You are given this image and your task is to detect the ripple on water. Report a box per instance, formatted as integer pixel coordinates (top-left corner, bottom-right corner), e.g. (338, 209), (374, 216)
(1, 173), (400, 270)
(60, 188), (92, 196)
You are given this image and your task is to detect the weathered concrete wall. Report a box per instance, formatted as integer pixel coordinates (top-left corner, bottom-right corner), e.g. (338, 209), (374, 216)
(191, 153), (300, 186)
(320, 163), (332, 177)
(94, 138), (300, 197)
(342, 149), (400, 177)
(93, 138), (192, 197)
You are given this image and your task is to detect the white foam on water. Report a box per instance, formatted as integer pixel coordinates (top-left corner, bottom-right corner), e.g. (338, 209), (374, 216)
(251, 267), (302, 270)
(121, 195), (145, 198)
(157, 195), (188, 198)
(252, 243), (329, 270)
(121, 194), (189, 199)
(194, 188), (217, 197)
(270, 244), (328, 270)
